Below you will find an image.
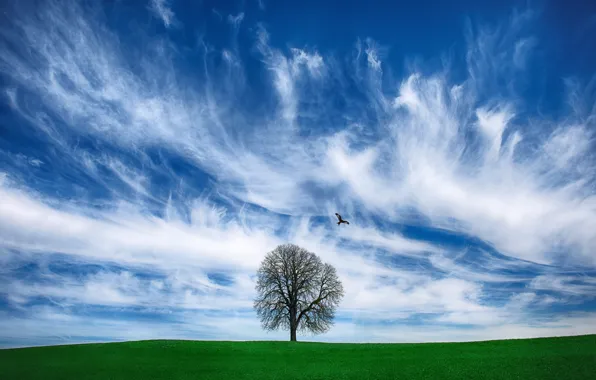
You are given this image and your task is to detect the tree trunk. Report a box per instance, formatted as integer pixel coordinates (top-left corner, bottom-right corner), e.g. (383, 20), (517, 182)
(290, 306), (297, 341)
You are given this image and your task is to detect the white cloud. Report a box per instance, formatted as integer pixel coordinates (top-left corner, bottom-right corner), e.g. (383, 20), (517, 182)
(0, 174), (512, 331)
(0, 180), (280, 272)
(427, 250), (535, 283)
(149, 0), (177, 28)
(1, 170), (595, 345)
(366, 44), (382, 72)
(513, 37), (537, 69)
(4, 2), (592, 267)
(255, 26), (327, 125)
(2, 305), (595, 348)
(227, 12), (244, 28)
(529, 274), (596, 297)
(335, 224), (437, 256)
(0, 0), (595, 347)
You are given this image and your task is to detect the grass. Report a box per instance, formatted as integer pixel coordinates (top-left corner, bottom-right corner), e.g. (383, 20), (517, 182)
(1, 334), (595, 379)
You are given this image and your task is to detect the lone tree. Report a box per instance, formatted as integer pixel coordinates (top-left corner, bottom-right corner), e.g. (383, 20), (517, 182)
(253, 243), (344, 342)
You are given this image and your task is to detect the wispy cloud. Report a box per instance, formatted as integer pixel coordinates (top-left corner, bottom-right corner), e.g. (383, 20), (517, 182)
(149, 0), (177, 28)
(227, 12), (245, 28)
(0, 0), (595, 347)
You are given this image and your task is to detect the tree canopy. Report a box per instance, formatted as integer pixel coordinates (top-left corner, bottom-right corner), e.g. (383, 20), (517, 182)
(253, 243), (344, 341)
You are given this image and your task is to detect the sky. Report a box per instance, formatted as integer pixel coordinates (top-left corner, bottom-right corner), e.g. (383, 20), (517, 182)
(0, 0), (595, 348)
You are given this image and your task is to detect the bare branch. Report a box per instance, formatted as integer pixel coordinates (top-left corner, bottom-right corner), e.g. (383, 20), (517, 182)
(253, 244), (344, 341)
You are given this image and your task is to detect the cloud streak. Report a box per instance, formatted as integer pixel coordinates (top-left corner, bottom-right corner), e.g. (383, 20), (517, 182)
(149, 0), (177, 28)
(0, 0), (595, 347)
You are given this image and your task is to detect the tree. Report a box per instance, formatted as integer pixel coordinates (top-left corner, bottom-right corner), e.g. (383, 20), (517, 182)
(253, 243), (344, 342)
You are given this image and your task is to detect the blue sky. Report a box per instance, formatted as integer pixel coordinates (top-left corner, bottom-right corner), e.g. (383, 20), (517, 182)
(0, 0), (595, 348)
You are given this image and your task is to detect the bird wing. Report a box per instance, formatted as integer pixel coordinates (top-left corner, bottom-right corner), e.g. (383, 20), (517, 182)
(335, 213), (341, 221)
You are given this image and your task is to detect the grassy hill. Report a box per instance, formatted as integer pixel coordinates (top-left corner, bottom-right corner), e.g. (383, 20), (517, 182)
(1, 334), (595, 379)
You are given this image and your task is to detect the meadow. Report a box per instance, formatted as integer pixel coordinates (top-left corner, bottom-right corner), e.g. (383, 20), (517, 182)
(1, 334), (595, 379)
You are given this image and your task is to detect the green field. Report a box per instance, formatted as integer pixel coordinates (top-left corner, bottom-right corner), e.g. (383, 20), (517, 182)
(1, 334), (595, 379)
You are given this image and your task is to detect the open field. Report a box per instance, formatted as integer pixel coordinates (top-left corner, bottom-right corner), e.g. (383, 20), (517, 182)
(1, 334), (595, 379)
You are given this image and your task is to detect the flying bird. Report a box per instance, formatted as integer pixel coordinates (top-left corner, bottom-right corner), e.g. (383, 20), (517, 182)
(335, 213), (350, 225)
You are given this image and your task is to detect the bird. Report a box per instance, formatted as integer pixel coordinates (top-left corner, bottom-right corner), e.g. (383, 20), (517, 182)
(335, 213), (350, 225)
